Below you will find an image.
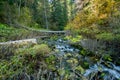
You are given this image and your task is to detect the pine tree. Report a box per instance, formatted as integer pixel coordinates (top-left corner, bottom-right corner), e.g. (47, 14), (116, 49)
(50, 0), (68, 30)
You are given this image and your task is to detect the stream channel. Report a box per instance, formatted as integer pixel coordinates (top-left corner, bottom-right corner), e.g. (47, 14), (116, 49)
(42, 38), (120, 80)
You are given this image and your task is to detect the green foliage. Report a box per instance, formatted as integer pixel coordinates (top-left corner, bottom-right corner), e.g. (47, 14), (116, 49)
(0, 0), (72, 30)
(75, 66), (84, 74)
(16, 44), (51, 56)
(67, 58), (78, 64)
(0, 23), (31, 42)
(45, 55), (56, 70)
(17, 7), (32, 26)
(65, 35), (82, 43)
(50, 0), (68, 30)
(0, 43), (51, 79)
(0, 23), (49, 42)
(0, 56), (24, 79)
(96, 32), (120, 41)
(96, 32), (114, 41)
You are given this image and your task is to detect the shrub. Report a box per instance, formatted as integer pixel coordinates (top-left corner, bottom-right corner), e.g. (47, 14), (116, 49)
(16, 44), (51, 57)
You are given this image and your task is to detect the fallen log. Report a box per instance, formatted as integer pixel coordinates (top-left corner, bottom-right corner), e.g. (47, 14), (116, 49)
(13, 22), (67, 34)
(0, 39), (37, 45)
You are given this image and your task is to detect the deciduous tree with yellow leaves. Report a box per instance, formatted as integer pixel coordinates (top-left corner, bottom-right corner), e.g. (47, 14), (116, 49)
(66, 0), (120, 40)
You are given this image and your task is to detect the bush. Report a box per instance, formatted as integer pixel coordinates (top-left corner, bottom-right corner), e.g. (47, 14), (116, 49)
(0, 23), (31, 42)
(0, 44), (51, 79)
(16, 44), (51, 56)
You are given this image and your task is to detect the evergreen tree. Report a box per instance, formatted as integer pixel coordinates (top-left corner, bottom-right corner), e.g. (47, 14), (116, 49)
(50, 0), (68, 30)
(31, 0), (50, 29)
(62, 0), (68, 27)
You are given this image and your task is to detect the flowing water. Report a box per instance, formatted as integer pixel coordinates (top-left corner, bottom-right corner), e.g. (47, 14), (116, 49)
(84, 62), (120, 80)
(1, 38), (120, 80)
(46, 38), (120, 80)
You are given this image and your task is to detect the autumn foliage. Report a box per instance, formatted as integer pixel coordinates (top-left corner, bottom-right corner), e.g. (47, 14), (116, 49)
(66, 0), (120, 40)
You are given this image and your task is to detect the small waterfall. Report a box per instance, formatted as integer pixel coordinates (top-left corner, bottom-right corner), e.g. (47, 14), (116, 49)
(53, 39), (79, 53)
(84, 62), (120, 80)
(46, 38), (120, 80)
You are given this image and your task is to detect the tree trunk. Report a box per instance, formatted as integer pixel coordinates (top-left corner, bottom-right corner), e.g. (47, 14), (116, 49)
(43, 0), (49, 29)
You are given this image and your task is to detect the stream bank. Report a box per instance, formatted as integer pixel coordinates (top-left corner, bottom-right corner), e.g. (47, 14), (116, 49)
(38, 37), (120, 80)
(0, 37), (120, 80)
